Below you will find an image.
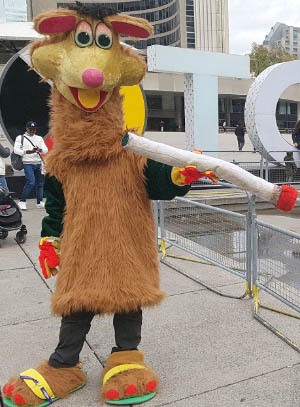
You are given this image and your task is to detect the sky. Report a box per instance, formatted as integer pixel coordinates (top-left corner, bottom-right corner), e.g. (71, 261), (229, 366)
(229, 0), (300, 55)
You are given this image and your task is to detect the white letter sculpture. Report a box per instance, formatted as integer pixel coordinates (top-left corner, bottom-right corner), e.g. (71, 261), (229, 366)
(245, 60), (300, 164)
(147, 45), (250, 153)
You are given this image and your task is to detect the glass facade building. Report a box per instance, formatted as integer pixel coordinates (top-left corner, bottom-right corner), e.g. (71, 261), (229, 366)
(185, 0), (195, 48)
(58, 0), (181, 49)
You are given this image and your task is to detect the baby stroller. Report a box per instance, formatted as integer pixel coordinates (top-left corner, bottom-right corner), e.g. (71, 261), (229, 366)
(0, 186), (27, 246)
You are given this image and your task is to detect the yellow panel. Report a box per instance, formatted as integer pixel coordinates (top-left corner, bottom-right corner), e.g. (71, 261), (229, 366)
(120, 85), (146, 135)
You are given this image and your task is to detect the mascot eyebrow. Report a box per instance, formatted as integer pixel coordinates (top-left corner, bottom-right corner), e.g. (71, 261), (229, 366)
(65, 1), (118, 21)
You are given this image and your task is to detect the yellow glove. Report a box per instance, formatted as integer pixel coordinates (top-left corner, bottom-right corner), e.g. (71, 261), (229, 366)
(171, 150), (219, 185)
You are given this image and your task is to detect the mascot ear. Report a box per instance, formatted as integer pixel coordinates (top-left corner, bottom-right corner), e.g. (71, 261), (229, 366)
(106, 14), (153, 39)
(34, 9), (77, 34)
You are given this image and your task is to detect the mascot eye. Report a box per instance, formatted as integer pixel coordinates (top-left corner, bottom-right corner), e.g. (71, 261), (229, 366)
(75, 21), (93, 47)
(95, 23), (112, 49)
(96, 33), (112, 49)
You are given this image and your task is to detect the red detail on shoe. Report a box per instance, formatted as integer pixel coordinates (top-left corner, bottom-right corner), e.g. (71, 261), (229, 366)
(14, 394), (25, 405)
(125, 384), (137, 395)
(146, 380), (157, 392)
(106, 389), (119, 400)
(7, 385), (14, 397)
(276, 185), (298, 212)
(2, 384), (9, 395)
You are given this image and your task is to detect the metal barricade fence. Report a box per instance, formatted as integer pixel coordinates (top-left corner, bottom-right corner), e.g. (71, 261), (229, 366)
(196, 150), (300, 184)
(159, 197), (251, 286)
(263, 159), (300, 184)
(155, 194), (300, 351)
(253, 219), (300, 314)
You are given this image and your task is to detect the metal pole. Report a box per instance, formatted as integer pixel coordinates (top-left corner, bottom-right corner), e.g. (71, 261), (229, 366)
(246, 192), (256, 291)
(251, 196), (258, 290)
(159, 200), (166, 241)
(153, 200), (159, 246)
(259, 156), (264, 179)
(265, 159), (269, 182)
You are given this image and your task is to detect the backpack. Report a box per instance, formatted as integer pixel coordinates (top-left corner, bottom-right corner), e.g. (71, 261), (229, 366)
(10, 135), (44, 171)
(11, 135), (24, 171)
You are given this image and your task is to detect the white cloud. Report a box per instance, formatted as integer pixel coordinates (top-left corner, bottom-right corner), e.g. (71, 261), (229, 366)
(229, 0), (300, 55)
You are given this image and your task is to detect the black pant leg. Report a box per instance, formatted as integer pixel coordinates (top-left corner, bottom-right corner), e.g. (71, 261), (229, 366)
(49, 311), (95, 368)
(112, 309), (142, 353)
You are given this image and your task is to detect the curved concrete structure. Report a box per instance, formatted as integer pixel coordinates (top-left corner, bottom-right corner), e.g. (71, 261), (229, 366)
(245, 60), (300, 164)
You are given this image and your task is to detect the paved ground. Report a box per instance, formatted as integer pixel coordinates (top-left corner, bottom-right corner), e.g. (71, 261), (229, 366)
(1, 198), (300, 407)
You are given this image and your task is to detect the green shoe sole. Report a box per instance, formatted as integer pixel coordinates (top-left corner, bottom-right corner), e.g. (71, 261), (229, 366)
(2, 382), (85, 407)
(106, 391), (156, 405)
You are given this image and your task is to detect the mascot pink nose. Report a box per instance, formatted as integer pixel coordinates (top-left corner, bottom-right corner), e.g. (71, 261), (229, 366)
(82, 69), (104, 88)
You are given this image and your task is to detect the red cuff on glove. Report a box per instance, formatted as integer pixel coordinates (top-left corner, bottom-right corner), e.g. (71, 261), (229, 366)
(276, 185), (298, 212)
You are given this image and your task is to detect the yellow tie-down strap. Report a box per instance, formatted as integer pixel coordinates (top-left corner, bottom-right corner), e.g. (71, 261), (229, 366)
(103, 364), (146, 385)
(20, 369), (55, 401)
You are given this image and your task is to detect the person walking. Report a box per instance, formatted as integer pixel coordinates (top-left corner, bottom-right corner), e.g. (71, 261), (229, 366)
(14, 121), (48, 210)
(222, 121), (226, 133)
(235, 123), (245, 151)
(0, 142), (10, 191)
(284, 151), (297, 183)
(160, 120), (165, 132)
(292, 120), (300, 149)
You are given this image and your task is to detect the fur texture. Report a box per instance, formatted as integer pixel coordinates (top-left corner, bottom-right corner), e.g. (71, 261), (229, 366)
(45, 88), (165, 316)
(4, 361), (85, 406)
(30, 6), (164, 316)
(100, 351), (158, 401)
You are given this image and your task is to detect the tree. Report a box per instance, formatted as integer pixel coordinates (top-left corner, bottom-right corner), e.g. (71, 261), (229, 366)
(249, 43), (297, 77)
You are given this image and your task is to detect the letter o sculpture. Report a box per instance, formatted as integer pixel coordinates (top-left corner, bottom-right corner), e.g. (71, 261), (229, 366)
(245, 60), (300, 164)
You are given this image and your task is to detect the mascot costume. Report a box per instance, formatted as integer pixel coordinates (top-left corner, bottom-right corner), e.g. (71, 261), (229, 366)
(1, 3), (195, 406)
(2, 2), (298, 406)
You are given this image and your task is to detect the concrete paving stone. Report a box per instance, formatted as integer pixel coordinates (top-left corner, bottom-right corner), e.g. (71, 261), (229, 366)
(0, 318), (103, 407)
(87, 290), (300, 407)
(0, 239), (32, 270)
(161, 245), (246, 289)
(19, 235), (40, 266)
(159, 262), (204, 296)
(20, 235), (57, 292)
(252, 290), (300, 349)
(163, 364), (300, 407)
(84, 262), (218, 360)
(20, 203), (46, 237)
(0, 267), (51, 326)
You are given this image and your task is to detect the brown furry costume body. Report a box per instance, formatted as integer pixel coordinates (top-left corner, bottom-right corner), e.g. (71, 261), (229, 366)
(2, 5), (191, 406)
(47, 88), (165, 315)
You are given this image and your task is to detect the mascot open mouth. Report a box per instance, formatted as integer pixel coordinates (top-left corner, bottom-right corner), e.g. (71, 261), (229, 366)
(69, 87), (109, 112)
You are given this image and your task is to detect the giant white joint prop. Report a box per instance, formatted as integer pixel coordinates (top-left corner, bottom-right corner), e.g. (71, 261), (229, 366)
(122, 133), (298, 212)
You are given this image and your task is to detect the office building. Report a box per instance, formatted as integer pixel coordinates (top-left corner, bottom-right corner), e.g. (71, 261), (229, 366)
(183, 0), (229, 52)
(263, 22), (300, 57)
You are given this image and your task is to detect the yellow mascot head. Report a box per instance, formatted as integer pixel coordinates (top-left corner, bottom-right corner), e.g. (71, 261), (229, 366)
(31, 2), (153, 113)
